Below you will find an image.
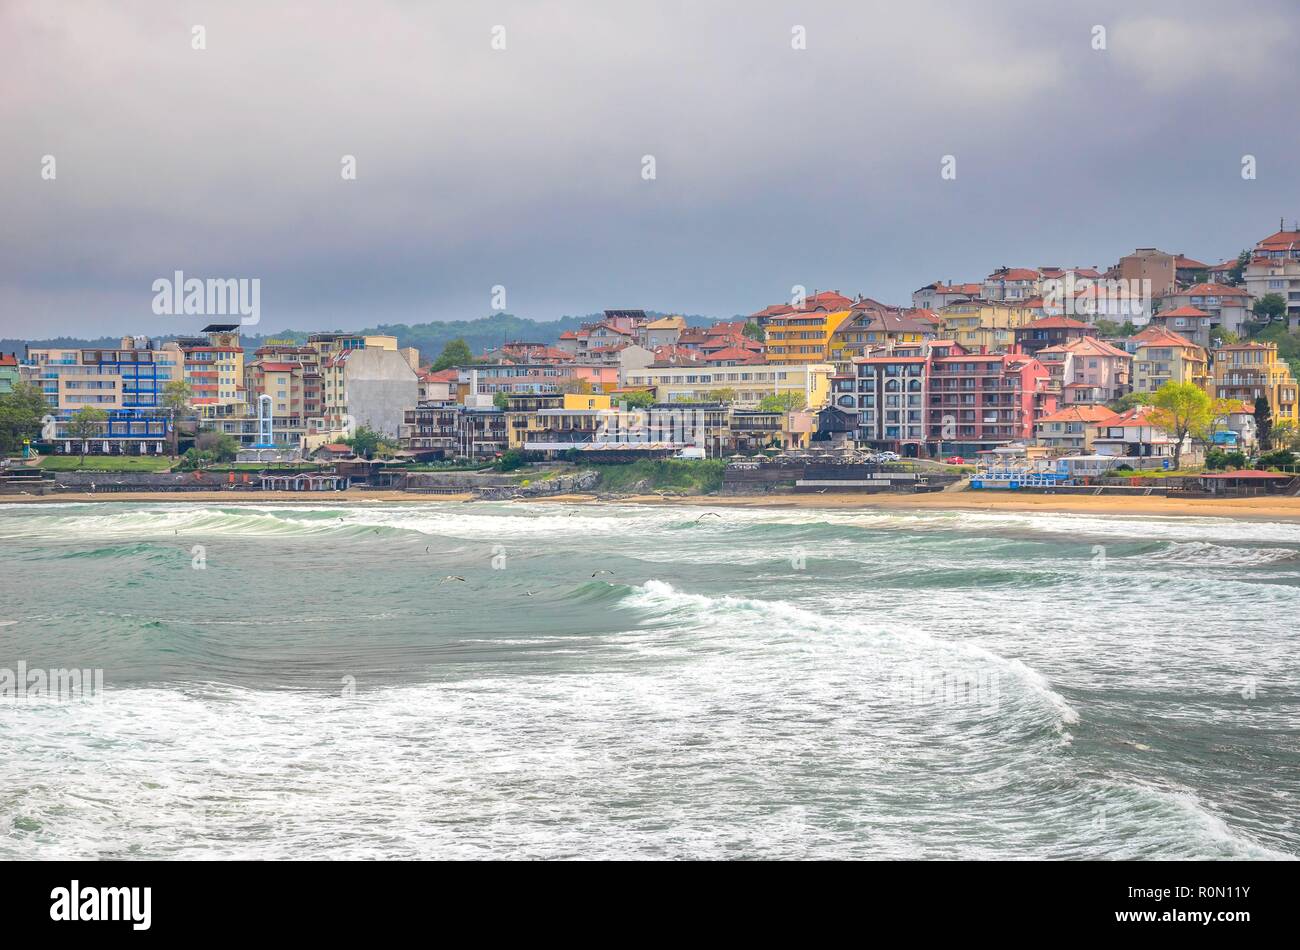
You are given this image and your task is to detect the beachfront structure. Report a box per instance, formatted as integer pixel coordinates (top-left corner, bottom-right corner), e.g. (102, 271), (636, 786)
(624, 357), (833, 409)
(1210, 342), (1299, 430)
(842, 340), (1056, 457)
(22, 337), (178, 454)
(1034, 336), (1132, 405)
(1033, 404), (1117, 455)
(1087, 406), (1200, 468)
(1129, 326), (1210, 394)
(936, 301), (1039, 352)
(1243, 225), (1300, 325)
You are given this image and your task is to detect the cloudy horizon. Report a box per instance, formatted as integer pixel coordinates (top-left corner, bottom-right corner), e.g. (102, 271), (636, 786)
(3, 0), (1299, 338)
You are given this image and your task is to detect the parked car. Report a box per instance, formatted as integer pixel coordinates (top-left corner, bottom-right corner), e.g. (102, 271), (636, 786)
(877, 451), (900, 462)
(944, 455), (967, 465)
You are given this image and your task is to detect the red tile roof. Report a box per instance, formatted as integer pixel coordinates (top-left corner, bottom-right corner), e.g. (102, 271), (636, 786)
(1158, 305), (1211, 317)
(1020, 315), (1092, 330)
(1178, 282), (1250, 298)
(1255, 230), (1300, 253)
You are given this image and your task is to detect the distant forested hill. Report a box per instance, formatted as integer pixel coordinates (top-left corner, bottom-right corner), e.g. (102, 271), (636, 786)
(1, 310), (733, 363)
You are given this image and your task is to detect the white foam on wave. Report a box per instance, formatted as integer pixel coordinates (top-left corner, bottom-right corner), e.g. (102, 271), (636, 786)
(1144, 540), (1299, 566)
(622, 578), (1081, 730)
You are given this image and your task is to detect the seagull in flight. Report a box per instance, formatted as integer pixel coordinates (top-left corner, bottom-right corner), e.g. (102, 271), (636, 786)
(441, 575), (466, 583)
(591, 569), (615, 577)
(694, 512), (721, 522)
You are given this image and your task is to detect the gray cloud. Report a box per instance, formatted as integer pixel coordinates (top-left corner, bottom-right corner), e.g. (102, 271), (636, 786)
(2, 0), (1298, 338)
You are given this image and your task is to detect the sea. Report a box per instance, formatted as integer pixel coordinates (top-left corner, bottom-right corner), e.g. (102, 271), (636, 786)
(0, 500), (1296, 860)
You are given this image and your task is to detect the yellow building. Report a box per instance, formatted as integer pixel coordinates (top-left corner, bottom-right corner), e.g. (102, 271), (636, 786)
(1211, 342), (1298, 428)
(938, 302), (1037, 352)
(1130, 326), (1209, 394)
(624, 361), (833, 409)
(827, 307), (939, 375)
(765, 310), (852, 365)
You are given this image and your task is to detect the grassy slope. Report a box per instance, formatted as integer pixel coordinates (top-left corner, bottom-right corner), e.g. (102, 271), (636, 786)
(37, 455), (175, 473)
(590, 459), (726, 494)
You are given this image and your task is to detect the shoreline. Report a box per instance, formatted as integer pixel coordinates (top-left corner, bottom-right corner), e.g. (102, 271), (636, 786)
(4, 488), (1300, 521)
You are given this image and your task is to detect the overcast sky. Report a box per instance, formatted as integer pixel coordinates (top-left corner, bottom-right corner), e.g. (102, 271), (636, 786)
(3, 0), (1299, 338)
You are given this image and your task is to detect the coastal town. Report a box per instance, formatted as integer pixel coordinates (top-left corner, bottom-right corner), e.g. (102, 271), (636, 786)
(4, 222), (1300, 503)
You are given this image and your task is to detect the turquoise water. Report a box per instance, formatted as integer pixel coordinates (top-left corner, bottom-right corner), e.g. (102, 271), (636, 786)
(0, 500), (1296, 859)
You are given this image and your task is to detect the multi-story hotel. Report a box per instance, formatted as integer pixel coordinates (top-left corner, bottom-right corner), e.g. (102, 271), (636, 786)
(837, 340), (1056, 457)
(1210, 342), (1298, 429)
(22, 336), (179, 454)
(174, 324), (244, 407)
(1034, 336), (1132, 405)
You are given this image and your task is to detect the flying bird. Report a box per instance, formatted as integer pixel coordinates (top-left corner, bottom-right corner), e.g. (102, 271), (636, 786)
(694, 512), (721, 522)
(441, 575), (466, 583)
(591, 569), (614, 577)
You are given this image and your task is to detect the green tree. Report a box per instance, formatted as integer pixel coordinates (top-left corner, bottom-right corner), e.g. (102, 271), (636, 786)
(742, 322), (765, 342)
(1107, 391), (1154, 413)
(1093, 319), (1137, 338)
(1228, 250), (1250, 285)
(430, 338), (476, 372)
(621, 389), (656, 409)
(496, 448), (528, 472)
(758, 391), (807, 413)
(1255, 396), (1273, 452)
(1148, 381), (1212, 470)
(160, 378), (193, 458)
(712, 387), (739, 405)
(0, 382), (48, 454)
(65, 406), (108, 465)
(492, 391), (510, 409)
(343, 424), (397, 460)
(195, 429), (239, 462)
(1254, 293), (1287, 324)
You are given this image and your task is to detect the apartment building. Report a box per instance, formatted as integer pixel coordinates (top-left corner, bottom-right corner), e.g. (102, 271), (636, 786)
(1243, 224), (1300, 324)
(937, 301), (1039, 352)
(625, 356), (833, 408)
(827, 305), (939, 374)
(911, 281), (982, 311)
(23, 337), (179, 454)
(459, 362), (619, 398)
(0, 353), (18, 395)
(982, 267), (1041, 303)
(1012, 316), (1096, 357)
(175, 324), (244, 406)
(1210, 342), (1299, 429)
(845, 341), (1055, 457)
(1129, 326), (1209, 393)
(764, 309), (853, 366)
(1035, 336), (1132, 405)
(1155, 283), (1253, 344)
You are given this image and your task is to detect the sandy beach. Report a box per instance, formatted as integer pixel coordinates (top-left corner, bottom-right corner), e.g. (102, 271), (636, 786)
(4, 488), (1300, 521)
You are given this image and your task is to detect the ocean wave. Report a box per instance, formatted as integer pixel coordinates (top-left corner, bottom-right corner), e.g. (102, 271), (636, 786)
(620, 579), (1080, 731)
(1143, 540), (1300, 567)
